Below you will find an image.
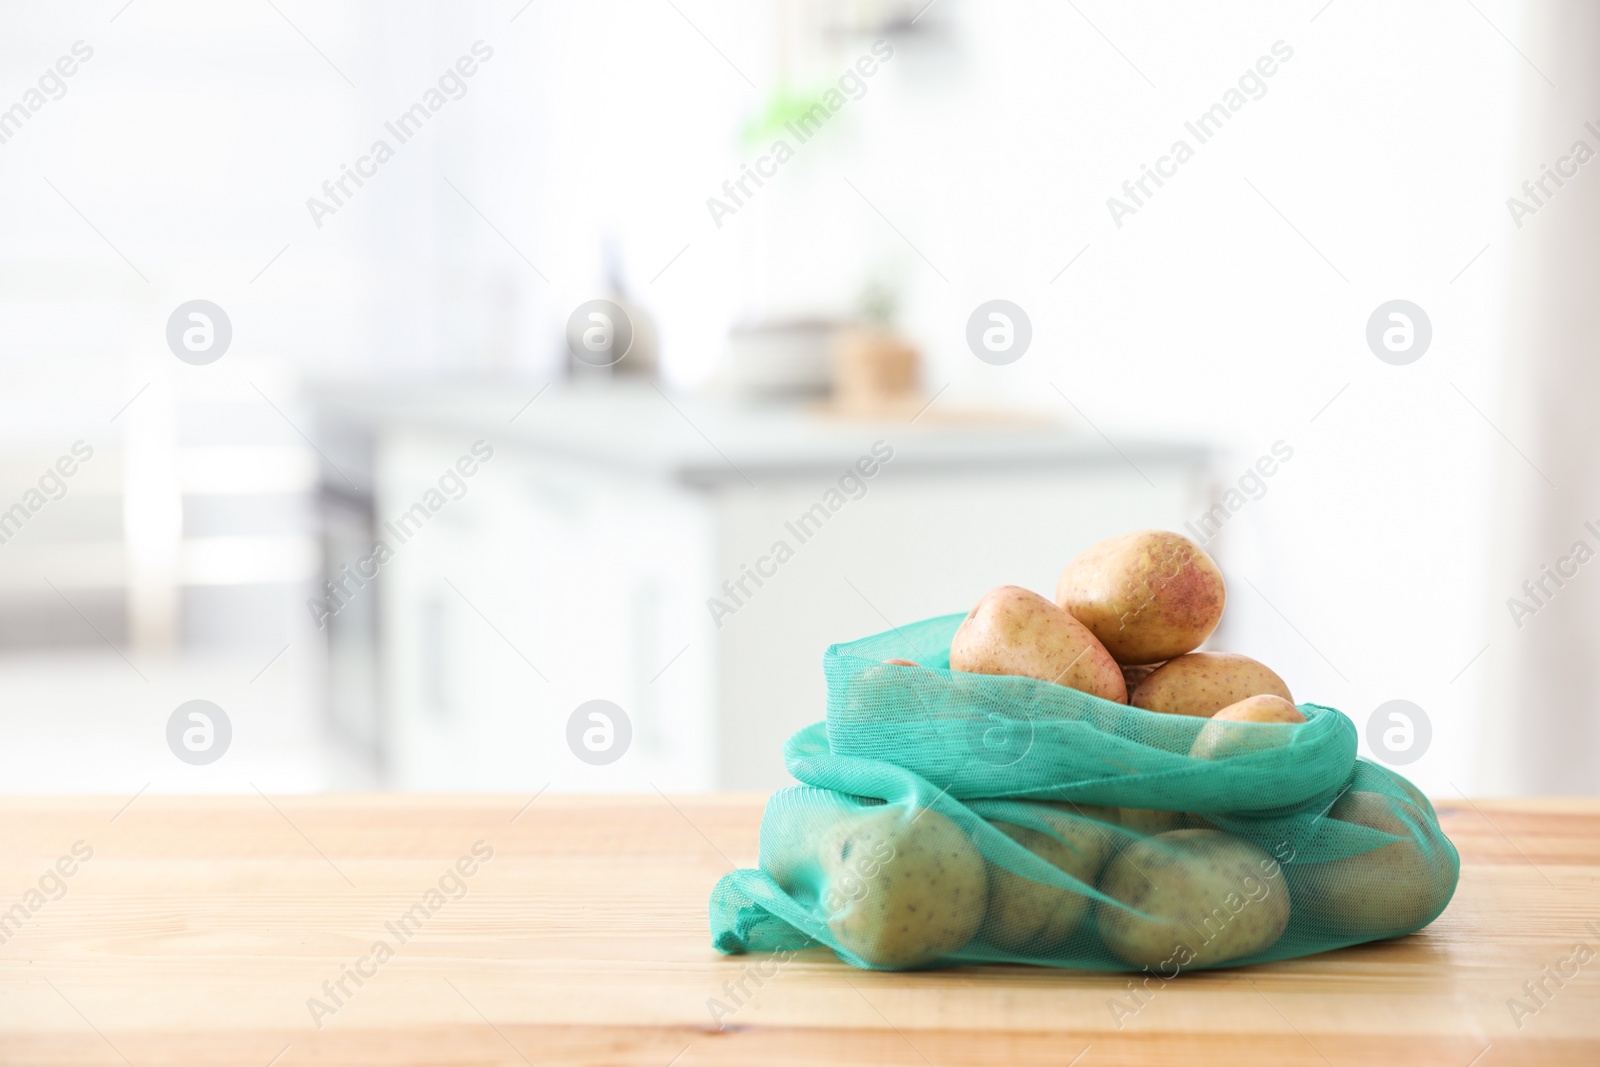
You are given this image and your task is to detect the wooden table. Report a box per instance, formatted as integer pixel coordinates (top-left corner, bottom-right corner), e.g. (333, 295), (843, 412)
(0, 795), (1596, 1066)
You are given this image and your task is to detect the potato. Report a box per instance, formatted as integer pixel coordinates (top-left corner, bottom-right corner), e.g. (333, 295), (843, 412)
(982, 807), (1114, 953)
(839, 662), (921, 724)
(1056, 531), (1226, 665)
(1388, 774), (1435, 818)
(1288, 791), (1456, 939)
(821, 807), (987, 968)
(950, 585), (1126, 702)
(837, 658), (935, 722)
(1096, 829), (1290, 968)
(1189, 695), (1305, 760)
(1132, 652), (1292, 718)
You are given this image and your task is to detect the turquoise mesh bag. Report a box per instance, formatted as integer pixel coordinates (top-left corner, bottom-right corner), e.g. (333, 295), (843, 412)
(709, 612), (1459, 972)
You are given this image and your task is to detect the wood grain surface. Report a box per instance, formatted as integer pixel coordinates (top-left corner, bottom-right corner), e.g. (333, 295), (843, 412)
(0, 794), (1596, 1066)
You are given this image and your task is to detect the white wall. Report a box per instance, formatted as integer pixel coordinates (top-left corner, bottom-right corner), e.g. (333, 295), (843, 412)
(0, 0), (1551, 792)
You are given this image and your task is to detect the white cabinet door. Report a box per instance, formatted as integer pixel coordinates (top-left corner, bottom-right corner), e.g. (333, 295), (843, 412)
(382, 434), (716, 791)
(706, 462), (1203, 789)
(380, 431), (1203, 792)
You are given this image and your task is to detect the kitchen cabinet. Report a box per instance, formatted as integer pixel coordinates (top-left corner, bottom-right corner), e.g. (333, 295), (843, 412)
(315, 382), (1209, 791)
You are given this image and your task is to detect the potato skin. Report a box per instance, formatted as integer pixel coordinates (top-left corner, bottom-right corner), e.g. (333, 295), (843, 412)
(822, 807), (987, 968)
(981, 807), (1113, 954)
(1390, 774), (1435, 819)
(1056, 531), (1226, 665)
(1096, 829), (1290, 968)
(1287, 791), (1456, 939)
(950, 585), (1126, 703)
(1189, 695), (1306, 760)
(1132, 652), (1292, 718)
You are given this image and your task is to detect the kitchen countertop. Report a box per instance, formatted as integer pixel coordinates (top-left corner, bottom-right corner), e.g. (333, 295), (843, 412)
(309, 380), (1210, 485)
(1, 794), (1596, 1066)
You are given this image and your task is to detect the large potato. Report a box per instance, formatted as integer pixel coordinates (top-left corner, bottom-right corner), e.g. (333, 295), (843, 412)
(982, 806), (1113, 953)
(1387, 773), (1435, 818)
(1288, 791), (1455, 939)
(1056, 531), (1226, 665)
(950, 585), (1126, 702)
(1131, 652), (1292, 718)
(1189, 695), (1305, 760)
(1096, 829), (1290, 968)
(821, 807), (987, 968)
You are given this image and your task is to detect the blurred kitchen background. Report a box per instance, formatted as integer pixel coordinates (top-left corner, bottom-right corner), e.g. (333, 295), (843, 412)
(1, 0), (1595, 796)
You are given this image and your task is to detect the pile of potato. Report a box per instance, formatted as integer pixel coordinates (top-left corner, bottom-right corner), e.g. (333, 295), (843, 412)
(816, 529), (1450, 970)
(949, 529), (1302, 736)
